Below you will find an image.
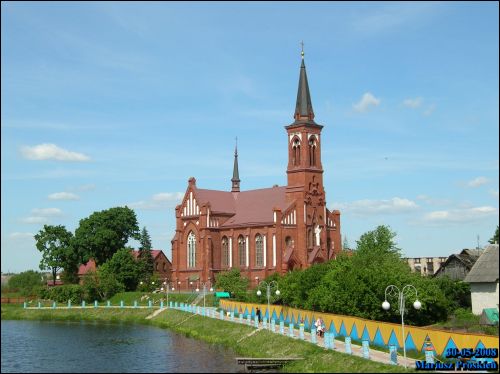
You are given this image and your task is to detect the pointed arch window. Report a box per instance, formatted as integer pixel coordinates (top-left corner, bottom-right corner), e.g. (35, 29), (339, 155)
(222, 237), (229, 267)
(307, 228), (313, 248)
(292, 138), (301, 166)
(285, 236), (295, 249)
(238, 235), (246, 267)
(309, 136), (317, 166)
(255, 234), (263, 267)
(187, 231), (196, 268)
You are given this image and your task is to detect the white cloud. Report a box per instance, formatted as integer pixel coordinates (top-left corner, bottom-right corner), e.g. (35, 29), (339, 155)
(21, 216), (49, 224)
(423, 104), (436, 116)
(48, 192), (80, 200)
(423, 206), (497, 223)
(334, 197), (418, 216)
(152, 192), (184, 202)
(9, 232), (34, 239)
(403, 97), (423, 108)
(467, 176), (490, 187)
(489, 189), (499, 199)
(20, 143), (91, 162)
(31, 208), (63, 216)
(128, 192), (183, 210)
(76, 184), (96, 191)
(353, 92), (380, 113)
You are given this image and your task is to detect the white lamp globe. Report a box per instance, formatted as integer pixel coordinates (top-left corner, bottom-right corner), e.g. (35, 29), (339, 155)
(196, 288), (200, 292)
(275, 290), (280, 296)
(209, 287), (214, 292)
(171, 287), (175, 291)
(160, 287), (164, 291)
(413, 300), (422, 310)
(382, 300), (391, 310)
(257, 290), (262, 296)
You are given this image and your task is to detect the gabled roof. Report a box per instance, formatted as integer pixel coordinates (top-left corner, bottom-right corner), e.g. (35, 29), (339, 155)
(464, 244), (499, 283)
(78, 258), (96, 276)
(131, 249), (171, 263)
(194, 185), (292, 228)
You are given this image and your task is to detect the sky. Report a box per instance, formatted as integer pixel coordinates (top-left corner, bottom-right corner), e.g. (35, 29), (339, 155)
(1, 1), (499, 273)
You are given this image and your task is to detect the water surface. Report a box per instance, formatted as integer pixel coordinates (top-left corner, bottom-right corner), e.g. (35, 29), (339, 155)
(1, 320), (241, 373)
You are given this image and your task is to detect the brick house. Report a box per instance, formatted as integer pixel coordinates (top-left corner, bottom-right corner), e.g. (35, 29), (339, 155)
(171, 53), (342, 290)
(78, 250), (172, 283)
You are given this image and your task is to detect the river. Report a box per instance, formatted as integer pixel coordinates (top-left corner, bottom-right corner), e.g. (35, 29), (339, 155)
(1, 320), (242, 373)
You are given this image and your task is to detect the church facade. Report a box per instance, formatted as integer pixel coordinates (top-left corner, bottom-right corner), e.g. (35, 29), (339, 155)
(171, 54), (341, 290)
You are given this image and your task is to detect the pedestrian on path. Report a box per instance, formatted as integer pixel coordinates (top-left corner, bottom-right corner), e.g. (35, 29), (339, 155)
(256, 307), (261, 322)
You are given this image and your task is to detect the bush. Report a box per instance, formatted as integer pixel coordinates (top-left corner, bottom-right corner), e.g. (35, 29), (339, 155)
(8, 270), (45, 296)
(40, 284), (85, 303)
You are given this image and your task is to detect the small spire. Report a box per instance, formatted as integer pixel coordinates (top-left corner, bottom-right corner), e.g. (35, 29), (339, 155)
(231, 137), (240, 192)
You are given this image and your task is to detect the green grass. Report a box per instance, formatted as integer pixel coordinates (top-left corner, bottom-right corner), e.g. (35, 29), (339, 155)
(1, 305), (417, 372)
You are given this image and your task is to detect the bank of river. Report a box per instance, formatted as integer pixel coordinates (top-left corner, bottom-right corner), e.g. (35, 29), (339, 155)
(1, 306), (414, 373)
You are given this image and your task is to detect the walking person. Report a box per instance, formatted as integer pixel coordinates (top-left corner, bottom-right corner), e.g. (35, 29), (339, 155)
(256, 307), (261, 323)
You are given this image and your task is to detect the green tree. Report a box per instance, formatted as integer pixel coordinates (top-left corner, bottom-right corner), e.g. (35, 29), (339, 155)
(8, 270), (45, 296)
(82, 269), (124, 301)
(34, 225), (75, 285)
(215, 268), (249, 300)
(489, 225), (499, 244)
(138, 226), (154, 277)
(99, 248), (143, 291)
(73, 206), (140, 265)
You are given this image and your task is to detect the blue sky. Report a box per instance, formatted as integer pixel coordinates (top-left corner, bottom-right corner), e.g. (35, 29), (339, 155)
(1, 1), (498, 273)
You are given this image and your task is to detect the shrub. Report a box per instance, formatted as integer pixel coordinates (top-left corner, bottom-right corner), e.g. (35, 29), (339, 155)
(8, 270), (45, 296)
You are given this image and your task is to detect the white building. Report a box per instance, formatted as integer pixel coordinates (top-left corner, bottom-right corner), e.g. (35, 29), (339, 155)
(464, 244), (499, 315)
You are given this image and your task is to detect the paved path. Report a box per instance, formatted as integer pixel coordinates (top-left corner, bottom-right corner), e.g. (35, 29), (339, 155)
(182, 307), (418, 369)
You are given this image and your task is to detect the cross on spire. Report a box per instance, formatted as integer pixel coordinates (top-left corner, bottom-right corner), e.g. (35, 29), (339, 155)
(300, 40), (304, 59)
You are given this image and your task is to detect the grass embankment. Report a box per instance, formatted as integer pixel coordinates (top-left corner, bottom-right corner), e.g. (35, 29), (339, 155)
(1, 305), (415, 373)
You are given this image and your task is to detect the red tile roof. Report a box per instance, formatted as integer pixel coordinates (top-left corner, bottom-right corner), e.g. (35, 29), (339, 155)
(131, 249), (164, 260)
(78, 259), (96, 276)
(195, 185), (291, 227)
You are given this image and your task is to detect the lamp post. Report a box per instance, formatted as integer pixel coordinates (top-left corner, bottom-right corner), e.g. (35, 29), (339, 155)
(382, 284), (422, 368)
(256, 280), (280, 329)
(177, 280), (181, 293)
(196, 281), (213, 309)
(162, 280), (175, 308)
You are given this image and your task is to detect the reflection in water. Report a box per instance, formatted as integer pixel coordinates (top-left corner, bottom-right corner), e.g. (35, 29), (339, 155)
(1, 320), (242, 373)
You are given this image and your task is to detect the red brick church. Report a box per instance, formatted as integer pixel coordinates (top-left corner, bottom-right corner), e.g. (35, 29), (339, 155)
(171, 53), (341, 290)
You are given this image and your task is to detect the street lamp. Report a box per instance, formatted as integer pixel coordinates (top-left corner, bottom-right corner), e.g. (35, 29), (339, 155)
(177, 280), (181, 293)
(256, 280), (280, 328)
(382, 284), (422, 368)
(196, 281), (213, 309)
(162, 280), (175, 308)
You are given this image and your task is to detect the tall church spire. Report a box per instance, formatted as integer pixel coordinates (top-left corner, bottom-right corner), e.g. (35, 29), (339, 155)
(231, 138), (240, 192)
(294, 43), (315, 122)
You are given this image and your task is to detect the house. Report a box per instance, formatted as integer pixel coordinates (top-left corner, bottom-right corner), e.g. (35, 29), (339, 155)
(77, 258), (96, 284)
(131, 249), (172, 280)
(405, 256), (448, 276)
(432, 249), (482, 280)
(77, 250), (172, 284)
(171, 52), (342, 290)
(464, 244), (499, 315)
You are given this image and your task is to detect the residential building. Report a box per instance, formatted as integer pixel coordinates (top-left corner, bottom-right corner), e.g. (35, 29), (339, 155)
(464, 244), (499, 315)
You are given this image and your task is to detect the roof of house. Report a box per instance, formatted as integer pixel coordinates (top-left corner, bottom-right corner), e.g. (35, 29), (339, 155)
(47, 280), (64, 286)
(464, 244), (499, 283)
(195, 185), (291, 227)
(131, 249), (171, 263)
(78, 258), (96, 276)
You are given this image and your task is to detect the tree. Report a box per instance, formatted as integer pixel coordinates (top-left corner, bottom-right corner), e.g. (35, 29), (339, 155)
(8, 270), (45, 296)
(82, 269), (124, 301)
(34, 225), (75, 285)
(73, 206), (140, 265)
(489, 225), (499, 244)
(99, 248), (143, 291)
(214, 268), (249, 300)
(138, 226), (154, 277)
